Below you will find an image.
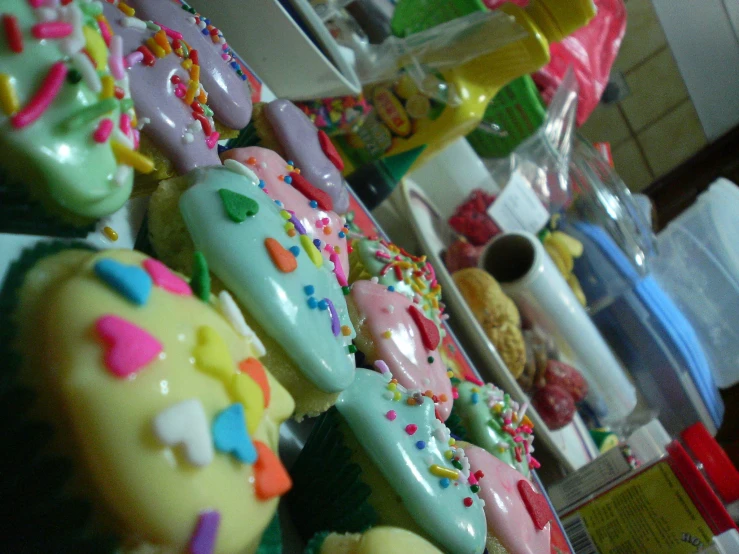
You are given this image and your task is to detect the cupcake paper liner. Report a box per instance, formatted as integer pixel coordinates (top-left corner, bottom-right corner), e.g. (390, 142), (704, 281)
(303, 531), (330, 554)
(288, 408), (378, 540)
(0, 176), (94, 238)
(0, 240), (115, 553)
(445, 405), (469, 442)
(256, 511), (284, 554)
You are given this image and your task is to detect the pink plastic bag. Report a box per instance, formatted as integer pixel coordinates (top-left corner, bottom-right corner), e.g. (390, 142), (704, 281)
(532, 0), (626, 127)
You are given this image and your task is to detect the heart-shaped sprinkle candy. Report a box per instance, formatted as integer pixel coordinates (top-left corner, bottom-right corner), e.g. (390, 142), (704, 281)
(212, 403), (257, 464)
(153, 399), (214, 466)
(253, 441), (292, 500)
(239, 358), (271, 407)
(143, 258), (192, 296)
(265, 238), (297, 273)
(408, 305), (440, 351)
(517, 479), (552, 531)
(193, 326), (234, 381)
(317, 129), (344, 171)
(94, 258), (152, 305)
(218, 188), (259, 222)
(228, 373), (265, 435)
(95, 315), (162, 377)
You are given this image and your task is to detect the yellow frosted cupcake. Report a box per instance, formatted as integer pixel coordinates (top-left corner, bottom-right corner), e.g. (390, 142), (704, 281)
(1, 244), (293, 552)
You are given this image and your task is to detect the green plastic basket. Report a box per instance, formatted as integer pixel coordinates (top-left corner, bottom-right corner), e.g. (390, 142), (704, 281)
(466, 75), (546, 158)
(390, 0), (487, 38)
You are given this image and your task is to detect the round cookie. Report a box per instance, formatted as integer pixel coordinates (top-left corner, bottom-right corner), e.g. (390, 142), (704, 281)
(126, 0), (252, 130)
(347, 280), (453, 421)
(453, 380), (538, 476)
(289, 369), (487, 554)
(349, 238), (445, 333)
(148, 164), (356, 419)
(464, 444), (551, 554)
(0, 0), (150, 226)
(9, 247), (294, 553)
(220, 146), (350, 279)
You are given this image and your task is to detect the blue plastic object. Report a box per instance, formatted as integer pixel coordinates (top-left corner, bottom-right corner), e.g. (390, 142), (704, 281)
(569, 222), (723, 433)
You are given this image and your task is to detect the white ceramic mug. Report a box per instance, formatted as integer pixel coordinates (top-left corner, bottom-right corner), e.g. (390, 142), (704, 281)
(480, 231), (637, 423)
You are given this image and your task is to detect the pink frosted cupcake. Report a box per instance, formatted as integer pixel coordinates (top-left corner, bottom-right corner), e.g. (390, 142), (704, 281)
(464, 444), (552, 554)
(347, 280), (453, 421)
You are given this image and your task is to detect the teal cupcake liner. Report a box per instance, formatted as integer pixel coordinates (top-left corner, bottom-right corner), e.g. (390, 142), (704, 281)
(0, 175), (95, 238)
(303, 531), (330, 554)
(226, 121), (261, 150)
(255, 511), (283, 554)
(287, 408), (378, 541)
(445, 405), (469, 442)
(0, 241), (118, 552)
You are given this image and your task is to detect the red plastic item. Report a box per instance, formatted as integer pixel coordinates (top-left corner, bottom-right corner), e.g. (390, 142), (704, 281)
(533, 0), (627, 127)
(681, 423), (739, 504)
(448, 189), (501, 246)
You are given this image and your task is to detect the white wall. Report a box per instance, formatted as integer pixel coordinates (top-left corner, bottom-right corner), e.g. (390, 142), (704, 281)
(651, 0), (739, 141)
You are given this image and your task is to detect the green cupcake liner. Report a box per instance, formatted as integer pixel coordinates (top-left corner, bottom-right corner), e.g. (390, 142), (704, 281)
(226, 121), (261, 150)
(445, 405), (469, 442)
(303, 531), (330, 554)
(0, 175), (95, 238)
(255, 511), (283, 554)
(287, 408), (378, 541)
(0, 241), (118, 552)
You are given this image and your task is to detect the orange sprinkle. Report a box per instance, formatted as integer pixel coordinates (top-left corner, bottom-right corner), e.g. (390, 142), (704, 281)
(153, 30), (172, 54)
(423, 390), (434, 398)
(522, 416), (534, 428)
(323, 227), (331, 235)
(184, 80), (199, 105)
(407, 398), (417, 406)
(439, 394), (448, 402)
(238, 358), (271, 407)
(253, 441), (292, 500)
(265, 238), (297, 273)
(341, 325), (351, 336)
(287, 229), (296, 238)
(246, 156), (257, 165)
(198, 88), (207, 104)
(189, 64), (200, 82)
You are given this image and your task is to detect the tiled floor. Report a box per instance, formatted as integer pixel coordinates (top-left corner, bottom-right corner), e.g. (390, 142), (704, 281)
(579, 0), (708, 192)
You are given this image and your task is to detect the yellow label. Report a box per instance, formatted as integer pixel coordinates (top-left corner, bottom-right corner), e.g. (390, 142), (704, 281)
(563, 463), (714, 554)
(373, 87), (411, 137)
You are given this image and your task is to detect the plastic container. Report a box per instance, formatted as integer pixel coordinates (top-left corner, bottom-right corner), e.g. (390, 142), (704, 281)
(560, 422), (739, 554)
(653, 179), (739, 388)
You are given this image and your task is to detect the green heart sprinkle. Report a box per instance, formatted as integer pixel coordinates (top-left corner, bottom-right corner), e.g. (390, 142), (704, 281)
(218, 189), (259, 222)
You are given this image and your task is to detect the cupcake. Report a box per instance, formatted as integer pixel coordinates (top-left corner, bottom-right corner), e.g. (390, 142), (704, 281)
(289, 369), (487, 554)
(306, 527), (443, 554)
(220, 146), (350, 276)
(453, 268), (526, 379)
(348, 238), (445, 333)
(148, 163), (356, 419)
(347, 280), (453, 421)
(464, 444), (552, 554)
(100, 2), (229, 194)
(125, 0), (252, 133)
(0, 0), (152, 236)
(450, 379), (538, 476)
(0, 245), (294, 552)
(228, 99), (351, 214)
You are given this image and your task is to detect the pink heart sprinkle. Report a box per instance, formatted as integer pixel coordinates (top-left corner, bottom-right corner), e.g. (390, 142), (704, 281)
(143, 259), (192, 296)
(95, 315), (163, 378)
(405, 424), (418, 435)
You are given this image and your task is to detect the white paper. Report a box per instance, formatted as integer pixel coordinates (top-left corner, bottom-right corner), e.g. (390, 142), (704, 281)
(487, 170), (550, 233)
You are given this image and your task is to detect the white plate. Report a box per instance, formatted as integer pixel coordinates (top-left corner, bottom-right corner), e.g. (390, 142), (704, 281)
(190, 0), (361, 100)
(398, 177), (600, 472)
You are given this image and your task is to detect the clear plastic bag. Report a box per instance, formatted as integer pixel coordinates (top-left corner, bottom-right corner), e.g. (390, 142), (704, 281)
(486, 68), (579, 216)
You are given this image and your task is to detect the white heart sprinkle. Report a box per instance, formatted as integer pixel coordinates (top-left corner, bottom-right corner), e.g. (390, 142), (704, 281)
(153, 399), (214, 467)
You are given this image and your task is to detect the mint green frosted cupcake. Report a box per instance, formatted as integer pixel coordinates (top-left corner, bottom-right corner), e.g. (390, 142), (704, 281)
(450, 380), (538, 477)
(289, 369), (487, 554)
